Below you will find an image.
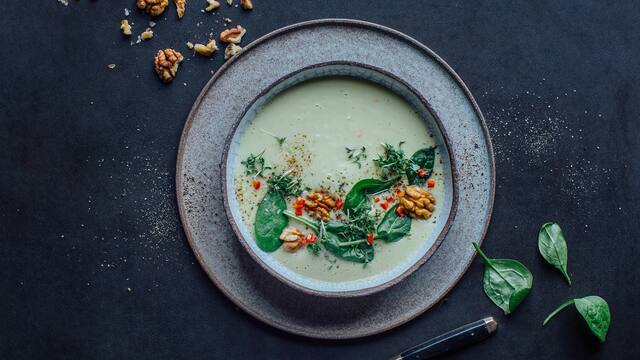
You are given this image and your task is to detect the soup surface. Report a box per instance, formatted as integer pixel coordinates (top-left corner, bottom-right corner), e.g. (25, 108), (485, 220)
(233, 76), (445, 283)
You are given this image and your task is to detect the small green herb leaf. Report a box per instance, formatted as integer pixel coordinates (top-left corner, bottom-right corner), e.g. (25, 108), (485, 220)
(374, 142), (409, 178)
(376, 204), (411, 242)
(538, 222), (571, 285)
(345, 146), (367, 168)
(241, 150), (271, 178)
(267, 169), (302, 197)
(472, 242), (533, 314)
(254, 189), (287, 252)
(543, 296), (611, 343)
(260, 129), (286, 147)
(343, 177), (400, 212)
(406, 147), (436, 185)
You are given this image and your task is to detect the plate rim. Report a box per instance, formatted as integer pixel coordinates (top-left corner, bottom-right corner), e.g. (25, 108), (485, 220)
(220, 60), (459, 298)
(176, 18), (496, 339)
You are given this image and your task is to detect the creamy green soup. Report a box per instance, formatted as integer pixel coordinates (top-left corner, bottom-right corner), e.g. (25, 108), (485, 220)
(234, 77), (444, 283)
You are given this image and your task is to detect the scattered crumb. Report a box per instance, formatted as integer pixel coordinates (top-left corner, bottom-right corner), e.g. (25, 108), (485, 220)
(205, 0), (221, 11)
(226, 0), (233, 5)
(124, 8), (131, 16)
(140, 28), (154, 40)
(57, 0), (69, 6)
(149, 21), (157, 27)
(107, 64), (116, 69)
(186, 41), (194, 49)
(223, 17), (232, 24)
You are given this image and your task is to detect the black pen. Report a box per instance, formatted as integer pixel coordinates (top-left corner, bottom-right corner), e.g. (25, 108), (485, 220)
(388, 317), (498, 360)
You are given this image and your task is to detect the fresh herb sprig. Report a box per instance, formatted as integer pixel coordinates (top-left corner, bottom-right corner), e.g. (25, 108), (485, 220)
(374, 142), (410, 178)
(267, 169), (302, 197)
(241, 150), (271, 178)
(260, 129), (287, 147)
(345, 146), (367, 168)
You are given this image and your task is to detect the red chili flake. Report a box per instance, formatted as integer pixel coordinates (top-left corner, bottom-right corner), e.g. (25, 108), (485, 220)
(386, 196), (394, 203)
(417, 168), (427, 178)
(295, 197), (305, 208)
(396, 190), (404, 198)
(252, 179), (261, 190)
(301, 233), (317, 245)
(295, 208), (303, 216)
(427, 179), (436, 188)
(367, 233), (374, 245)
(380, 202), (389, 210)
(395, 206), (406, 217)
(373, 197), (380, 203)
(335, 198), (343, 209)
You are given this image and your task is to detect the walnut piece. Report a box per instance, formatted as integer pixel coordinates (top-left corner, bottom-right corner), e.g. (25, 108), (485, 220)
(240, 0), (252, 10)
(153, 49), (184, 83)
(205, 0), (220, 11)
(136, 0), (169, 16)
(194, 39), (218, 56)
(224, 43), (242, 59)
(226, 0), (233, 5)
(120, 20), (132, 36)
(140, 28), (154, 40)
(174, 0), (185, 18)
(186, 41), (194, 49)
(304, 192), (338, 221)
(220, 25), (246, 44)
(279, 227), (303, 252)
(398, 185), (436, 219)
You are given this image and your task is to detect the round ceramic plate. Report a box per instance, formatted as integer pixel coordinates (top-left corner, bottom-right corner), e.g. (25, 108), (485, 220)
(177, 19), (495, 339)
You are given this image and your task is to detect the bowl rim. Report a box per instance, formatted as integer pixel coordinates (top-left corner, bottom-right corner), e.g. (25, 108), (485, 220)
(220, 60), (459, 298)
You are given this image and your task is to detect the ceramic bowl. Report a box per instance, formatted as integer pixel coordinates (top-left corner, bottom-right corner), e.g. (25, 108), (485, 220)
(222, 61), (457, 297)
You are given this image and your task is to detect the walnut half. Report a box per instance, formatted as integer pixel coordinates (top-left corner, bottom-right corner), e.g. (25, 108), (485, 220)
(279, 227), (303, 252)
(194, 39), (218, 56)
(153, 49), (184, 83)
(220, 25), (246, 44)
(136, 0), (169, 16)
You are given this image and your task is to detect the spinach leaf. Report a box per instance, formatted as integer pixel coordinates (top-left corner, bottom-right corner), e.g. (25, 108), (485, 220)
(538, 222), (571, 285)
(343, 177), (400, 212)
(376, 204), (411, 242)
(472, 242), (533, 314)
(322, 231), (374, 263)
(282, 210), (374, 263)
(543, 296), (611, 342)
(406, 147), (436, 185)
(254, 189), (288, 252)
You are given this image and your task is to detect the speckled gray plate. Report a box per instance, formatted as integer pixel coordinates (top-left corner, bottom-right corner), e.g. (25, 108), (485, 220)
(176, 19), (495, 339)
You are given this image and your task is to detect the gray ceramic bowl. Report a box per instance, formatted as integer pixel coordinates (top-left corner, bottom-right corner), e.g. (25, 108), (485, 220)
(222, 61), (457, 297)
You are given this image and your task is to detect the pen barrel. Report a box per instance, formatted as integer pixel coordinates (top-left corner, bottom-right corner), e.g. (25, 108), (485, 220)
(390, 317), (497, 360)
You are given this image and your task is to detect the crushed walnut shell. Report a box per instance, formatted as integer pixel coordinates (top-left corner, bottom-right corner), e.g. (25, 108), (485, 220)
(174, 0), (186, 18)
(240, 0), (252, 10)
(120, 20), (132, 36)
(194, 39), (218, 56)
(153, 49), (184, 83)
(220, 25), (246, 44)
(398, 185), (436, 219)
(304, 192), (339, 221)
(136, 0), (169, 16)
(205, 0), (220, 11)
(140, 28), (154, 40)
(224, 43), (242, 59)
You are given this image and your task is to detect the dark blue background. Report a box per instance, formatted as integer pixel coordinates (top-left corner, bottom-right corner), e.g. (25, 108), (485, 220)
(2, 1), (639, 359)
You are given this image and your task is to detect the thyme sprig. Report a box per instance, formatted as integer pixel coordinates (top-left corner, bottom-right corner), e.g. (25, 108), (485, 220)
(260, 128), (287, 147)
(267, 169), (302, 197)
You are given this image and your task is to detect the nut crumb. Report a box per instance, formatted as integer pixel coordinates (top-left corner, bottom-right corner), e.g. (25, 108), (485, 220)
(149, 21), (157, 27)
(194, 39), (218, 56)
(174, 0), (186, 18)
(136, 0), (169, 16)
(140, 28), (154, 40)
(223, 17), (232, 24)
(240, 0), (252, 10)
(154, 49), (184, 83)
(107, 64), (116, 69)
(220, 25), (246, 44)
(186, 41), (194, 49)
(224, 43), (242, 59)
(120, 20), (132, 36)
(226, 0), (233, 5)
(205, 0), (220, 11)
